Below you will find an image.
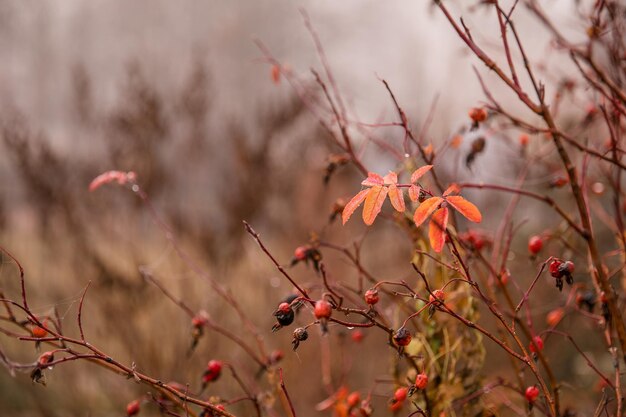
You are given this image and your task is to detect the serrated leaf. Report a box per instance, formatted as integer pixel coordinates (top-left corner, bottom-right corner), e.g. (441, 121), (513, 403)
(383, 171), (398, 185)
(429, 207), (449, 253)
(443, 183), (460, 196)
(388, 184), (405, 213)
(362, 185), (388, 225)
(410, 165), (433, 183)
(408, 184), (420, 202)
(361, 172), (384, 187)
(341, 189), (369, 225)
(446, 196), (482, 223)
(413, 197), (442, 227)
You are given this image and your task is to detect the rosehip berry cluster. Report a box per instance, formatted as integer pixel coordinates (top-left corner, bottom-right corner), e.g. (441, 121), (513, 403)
(549, 259), (574, 291)
(576, 290), (596, 312)
(459, 229), (491, 251)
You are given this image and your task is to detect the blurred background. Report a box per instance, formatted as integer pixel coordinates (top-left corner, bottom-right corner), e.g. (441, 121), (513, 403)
(0, 1), (617, 416)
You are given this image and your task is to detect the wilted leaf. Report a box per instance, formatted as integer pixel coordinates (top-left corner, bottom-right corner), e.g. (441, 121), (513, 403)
(410, 165), (433, 183)
(342, 189), (369, 225)
(413, 197), (442, 227)
(383, 171), (398, 185)
(361, 172), (384, 187)
(446, 196), (482, 223)
(429, 207), (449, 252)
(362, 185), (388, 225)
(408, 185), (420, 202)
(388, 184), (405, 213)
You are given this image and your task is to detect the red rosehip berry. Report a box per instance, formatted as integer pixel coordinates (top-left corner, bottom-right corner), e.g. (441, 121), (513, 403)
(37, 351), (55, 367)
(393, 327), (412, 347)
(519, 134), (529, 146)
(347, 391), (361, 408)
(31, 318), (48, 338)
(192, 315), (208, 328)
(294, 246), (307, 261)
(202, 360), (223, 385)
(528, 236), (543, 255)
(549, 259), (562, 278)
(393, 387), (408, 402)
(314, 299), (332, 320)
(269, 349), (284, 364)
(351, 330), (364, 343)
(126, 399), (141, 416)
(364, 288), (379, 305)
(468, 107), (488, 123)
(546, 308), (564, 327)
(429, 289), (445, 304)
(525, 386), (540, 402)
(529, 336), (544, 353)
(415, 373), (428, 390)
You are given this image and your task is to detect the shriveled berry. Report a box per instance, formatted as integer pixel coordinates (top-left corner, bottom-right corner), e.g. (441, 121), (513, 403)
(528, 236), (543, 255)
(314, 299), (332, 320)
(364, 288), (379, 305)
(525, 386), (540, 402)
(414, 373), (428, 390)
(576, 290), (596, 312)
(126, 399), (141, 416)
(393, 327), (412, 347)
(292, 327), (309, 351)
(529, 336), (544, 353)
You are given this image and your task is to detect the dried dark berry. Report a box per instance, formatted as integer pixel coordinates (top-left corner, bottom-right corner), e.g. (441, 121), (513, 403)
(272, 302), (295, 331)
(393, 327), (412, 347)
(292, 327), (309, 351)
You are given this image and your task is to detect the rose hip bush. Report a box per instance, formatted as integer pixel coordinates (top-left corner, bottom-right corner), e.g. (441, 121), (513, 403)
(1, 2), (626, 417)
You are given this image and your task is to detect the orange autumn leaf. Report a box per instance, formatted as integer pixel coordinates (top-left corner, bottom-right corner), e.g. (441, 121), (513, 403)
(362, 185), (388, 225)
(388, 184), (405, 213)
(413, 197), (442, 227)
(408, 184), (420, 202)
(411, 165), (433, 183)
(429, 207), (449, 253)
(361, 172), (384, 187)
(443, 183), (460, 197)
(446, 196), (482, 223)
(383, 171), (398, 185)
(342, 189), (369, 225)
